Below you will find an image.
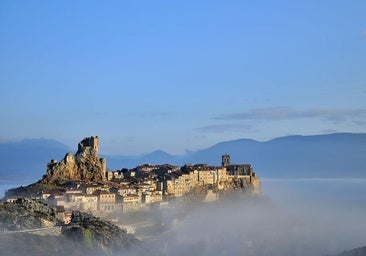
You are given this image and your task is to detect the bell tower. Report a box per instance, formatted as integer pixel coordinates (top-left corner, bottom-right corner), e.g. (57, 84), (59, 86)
(222, 154), (230, 167)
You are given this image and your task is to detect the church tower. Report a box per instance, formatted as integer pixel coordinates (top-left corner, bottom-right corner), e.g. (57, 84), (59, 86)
(222, 154), (230, 167)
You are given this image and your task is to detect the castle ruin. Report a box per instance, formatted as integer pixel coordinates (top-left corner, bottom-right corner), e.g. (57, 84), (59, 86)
(43, 136), (107, 184)
(78, 136), (99, 153)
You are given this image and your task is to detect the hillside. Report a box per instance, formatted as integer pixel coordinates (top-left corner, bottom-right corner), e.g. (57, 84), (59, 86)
(0, 198), (149, 256)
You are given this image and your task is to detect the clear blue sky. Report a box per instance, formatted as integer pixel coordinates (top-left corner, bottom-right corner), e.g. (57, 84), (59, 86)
(0, 1), (365, 155)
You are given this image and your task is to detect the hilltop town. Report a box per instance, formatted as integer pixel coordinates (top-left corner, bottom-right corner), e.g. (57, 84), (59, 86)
(5, 136), (261, 223)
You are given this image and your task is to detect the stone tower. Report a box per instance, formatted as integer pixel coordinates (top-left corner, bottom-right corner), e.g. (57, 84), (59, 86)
(222, 154), (230, 167)
(99, 157), (107, 178)
(78, 136), (99, 153)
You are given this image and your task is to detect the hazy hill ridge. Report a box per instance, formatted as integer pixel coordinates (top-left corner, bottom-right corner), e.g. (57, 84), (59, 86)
(1, 133), (365, 182)
(333, 245), (366, 256)
(0, 139), (70, 182)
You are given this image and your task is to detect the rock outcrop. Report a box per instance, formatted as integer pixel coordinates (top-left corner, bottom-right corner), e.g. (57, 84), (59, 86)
(0, 198), (58, 231)
(41, 136), (106, 185)
(221, 177), (254, 191)
(62, 211), (142, 253)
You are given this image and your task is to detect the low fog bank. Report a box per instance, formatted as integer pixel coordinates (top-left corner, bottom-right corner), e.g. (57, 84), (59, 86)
(128, 180), (366, 256)
(261, 178), (366, 219)
(142, 200), (363, 256)
(3, 179), (366, 256)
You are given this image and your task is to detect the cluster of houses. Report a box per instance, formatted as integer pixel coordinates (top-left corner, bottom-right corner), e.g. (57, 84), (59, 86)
(3, 137), (261, 228)
(39, 154), (260, 224)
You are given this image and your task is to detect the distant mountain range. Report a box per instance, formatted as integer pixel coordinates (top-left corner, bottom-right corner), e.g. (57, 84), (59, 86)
(0, 139), (70, 183)
(334, 245), (366, 256)
(1, 133), (365, 183)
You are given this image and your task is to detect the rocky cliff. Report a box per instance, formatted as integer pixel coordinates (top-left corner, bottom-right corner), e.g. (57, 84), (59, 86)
(41, 136), (106, 185)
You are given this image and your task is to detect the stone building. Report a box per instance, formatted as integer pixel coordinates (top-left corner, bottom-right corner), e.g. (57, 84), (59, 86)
(95, 190), (116, 212)
(221, 155), (261, 195)
(106, 170), (124, 181)
(121, 194), (140, 213)
(81, 194), (98, 212)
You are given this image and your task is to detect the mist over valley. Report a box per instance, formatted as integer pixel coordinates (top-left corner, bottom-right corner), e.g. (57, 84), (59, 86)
(1, 133), (366, 255)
